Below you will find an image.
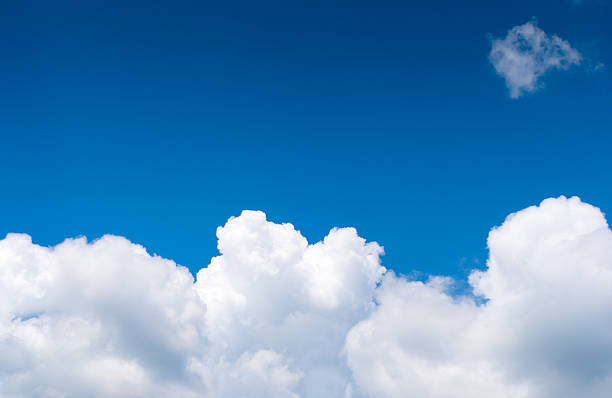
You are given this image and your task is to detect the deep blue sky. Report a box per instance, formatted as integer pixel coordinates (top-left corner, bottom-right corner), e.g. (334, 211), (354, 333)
(1, 0), (610, 278)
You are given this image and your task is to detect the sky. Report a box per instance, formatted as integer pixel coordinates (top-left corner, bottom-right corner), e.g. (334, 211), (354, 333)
(1, 0), (610, 279)
(2, 1), (612, 397)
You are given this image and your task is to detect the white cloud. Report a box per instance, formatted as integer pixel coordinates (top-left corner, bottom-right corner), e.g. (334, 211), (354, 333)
(0, 234), (207, 397)
(0, 211), (385, 397)
(2, 198), (612, 397)
(191, 211), (385, 397)
(489, 21), (582, 98)
(346, 196), (612, 398)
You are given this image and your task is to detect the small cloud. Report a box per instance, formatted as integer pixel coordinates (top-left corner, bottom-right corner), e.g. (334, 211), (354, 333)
(593, 61), (605, 71)
(489, 20), (582, 98)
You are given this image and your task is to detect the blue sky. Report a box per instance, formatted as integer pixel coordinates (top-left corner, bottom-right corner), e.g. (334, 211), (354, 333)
(1, 0), (610, 279)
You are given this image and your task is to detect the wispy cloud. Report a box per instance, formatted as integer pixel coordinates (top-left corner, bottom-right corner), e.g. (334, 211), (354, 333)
(489, 20), (582, 98)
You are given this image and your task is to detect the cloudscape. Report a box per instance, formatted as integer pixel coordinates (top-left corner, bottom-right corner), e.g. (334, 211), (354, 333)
(1, 1), (611, 397)
(2, 196), (612, 397)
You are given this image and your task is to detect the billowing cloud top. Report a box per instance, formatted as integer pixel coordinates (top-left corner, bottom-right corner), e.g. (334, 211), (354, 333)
(2, 197), (612, 397)
(489, 21), (582, 98)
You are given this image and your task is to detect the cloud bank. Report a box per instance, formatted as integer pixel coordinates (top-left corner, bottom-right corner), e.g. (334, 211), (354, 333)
(2, 196), (612, 397)
(489, 21), (582, 98)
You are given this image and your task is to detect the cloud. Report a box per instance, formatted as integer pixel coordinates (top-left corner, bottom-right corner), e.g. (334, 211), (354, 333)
(0, 211), (385, 397)
(0, 234), (207, 397)
(346, 196), (612, 398)
(191, 211), (385, 397)
(489, 21), (582, 98)
(2, 197), (612, 397)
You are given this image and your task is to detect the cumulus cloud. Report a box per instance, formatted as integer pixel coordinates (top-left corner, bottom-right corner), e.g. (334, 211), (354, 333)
(192, 211), (385, 397)
(0, 234), (207, 397)
(346, 196), (612, 398)
(0, 211), (385, 397)
(2, 197), (612, 397)
(489, 21), (582, 98)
